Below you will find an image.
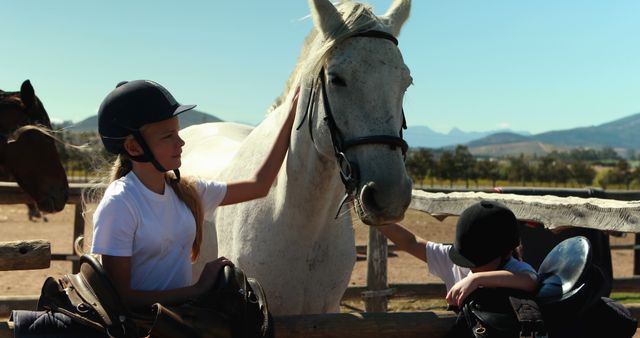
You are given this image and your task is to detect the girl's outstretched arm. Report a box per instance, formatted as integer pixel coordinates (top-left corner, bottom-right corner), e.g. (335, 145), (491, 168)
(221, 87), (300, 206)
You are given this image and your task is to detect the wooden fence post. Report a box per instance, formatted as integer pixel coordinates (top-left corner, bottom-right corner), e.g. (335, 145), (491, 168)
(72, 203), (84, 273)
(364, 227), (393, 312)
(635, 233), (640, 276)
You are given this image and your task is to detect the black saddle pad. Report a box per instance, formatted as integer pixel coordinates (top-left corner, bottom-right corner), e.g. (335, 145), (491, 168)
(10, 310), (103, 338)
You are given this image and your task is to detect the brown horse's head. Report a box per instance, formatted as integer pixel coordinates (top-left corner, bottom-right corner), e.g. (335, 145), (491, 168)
(0, 80), (68, 212)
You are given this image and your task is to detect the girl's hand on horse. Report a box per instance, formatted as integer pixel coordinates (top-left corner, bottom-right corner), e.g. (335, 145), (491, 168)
(195, 256), (234, 294)
(288, 86), (300, 120)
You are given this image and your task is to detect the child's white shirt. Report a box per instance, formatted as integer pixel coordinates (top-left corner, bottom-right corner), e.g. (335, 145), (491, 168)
(426, 241), (537, 292)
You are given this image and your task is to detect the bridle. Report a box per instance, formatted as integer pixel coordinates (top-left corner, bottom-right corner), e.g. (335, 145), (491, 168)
(296, 30), (409, 218)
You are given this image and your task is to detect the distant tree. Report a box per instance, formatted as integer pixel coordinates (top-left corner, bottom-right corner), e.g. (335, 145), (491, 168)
(570, 160), (596, 186)
(534, 155), (555, 184)
(437, 150), (456, 187)
(599, 147), (622, 161)
(405, 148), (434, 187)
(610, 159), (633, 189)
(507, 154), (532, 186)
(631, 166), (640, 188)
(454, 145), (475, 188)
(551, 161), (571, 187)
(568, 148), (599, 161)
(475, 159), (500, 187)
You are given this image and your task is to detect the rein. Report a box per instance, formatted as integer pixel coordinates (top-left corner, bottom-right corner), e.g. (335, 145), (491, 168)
(297, 30), (408, 218)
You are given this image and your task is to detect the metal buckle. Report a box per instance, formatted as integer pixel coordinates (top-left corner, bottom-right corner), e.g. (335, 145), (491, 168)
(337, 152), (352, 181)
(75, 303), (90, 313)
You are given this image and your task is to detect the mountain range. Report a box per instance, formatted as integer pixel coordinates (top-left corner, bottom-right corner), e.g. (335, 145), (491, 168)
(67, 110), (640, 157)
(405, 112), (640, 157)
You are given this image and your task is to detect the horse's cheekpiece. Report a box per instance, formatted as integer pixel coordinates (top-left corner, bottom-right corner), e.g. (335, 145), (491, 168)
(35, 255), (273, 338)
(449, 236), (637, 338)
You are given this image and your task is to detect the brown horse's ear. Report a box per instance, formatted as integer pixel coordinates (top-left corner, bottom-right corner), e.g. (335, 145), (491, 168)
(20, 80), (36, 108)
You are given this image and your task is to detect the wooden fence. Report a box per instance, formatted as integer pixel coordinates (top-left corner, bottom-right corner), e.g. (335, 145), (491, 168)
(2, 183), (640, 336)
(0, 182), (92, 273)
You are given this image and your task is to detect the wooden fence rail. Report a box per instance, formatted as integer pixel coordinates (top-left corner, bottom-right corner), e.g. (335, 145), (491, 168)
(0, 182), (94, 273)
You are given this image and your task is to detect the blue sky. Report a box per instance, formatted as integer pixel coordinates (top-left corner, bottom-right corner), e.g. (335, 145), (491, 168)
(2, 1), (639, 134)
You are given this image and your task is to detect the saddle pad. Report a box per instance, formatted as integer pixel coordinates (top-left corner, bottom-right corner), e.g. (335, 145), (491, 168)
(10, 310), (103, 338)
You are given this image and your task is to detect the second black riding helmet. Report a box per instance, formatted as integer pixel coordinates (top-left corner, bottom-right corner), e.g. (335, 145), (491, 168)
(97, 80), (196, 179)
(448, 200), (520, 268)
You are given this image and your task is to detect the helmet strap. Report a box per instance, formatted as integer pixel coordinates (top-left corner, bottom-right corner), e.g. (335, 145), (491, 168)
(129, 130), (181, 183)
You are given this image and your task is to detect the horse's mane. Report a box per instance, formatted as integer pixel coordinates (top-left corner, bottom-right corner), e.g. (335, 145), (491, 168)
(268, 0), (390, 114)
(6, 125), (87, 159)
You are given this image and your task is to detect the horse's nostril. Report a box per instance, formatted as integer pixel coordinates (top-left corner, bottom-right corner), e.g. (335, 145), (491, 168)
(361, 183), (380, 212)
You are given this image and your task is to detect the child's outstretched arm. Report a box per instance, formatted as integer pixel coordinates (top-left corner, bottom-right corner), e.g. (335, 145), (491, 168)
(377, 223), (428, 263)
(220, 87), (300, 206)
(446, 270), (538, 307)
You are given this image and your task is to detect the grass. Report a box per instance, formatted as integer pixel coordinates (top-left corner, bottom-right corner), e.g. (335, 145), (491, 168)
(612, 292), (640, 304)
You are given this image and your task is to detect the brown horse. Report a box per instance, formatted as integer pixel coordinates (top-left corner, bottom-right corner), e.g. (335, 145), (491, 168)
(0, 80), (69, 213)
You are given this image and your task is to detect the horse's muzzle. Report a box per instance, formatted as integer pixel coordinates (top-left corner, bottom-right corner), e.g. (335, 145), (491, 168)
(357, 180), (411, 226)
(38, 188), (69, 212)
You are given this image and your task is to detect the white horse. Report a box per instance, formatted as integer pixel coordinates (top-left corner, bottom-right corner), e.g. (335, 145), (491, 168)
(180, 0), (412, 315)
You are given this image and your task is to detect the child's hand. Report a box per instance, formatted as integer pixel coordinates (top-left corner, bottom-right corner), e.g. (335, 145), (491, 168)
(446, 275), (478, 307)
(288, 86), (300, 120)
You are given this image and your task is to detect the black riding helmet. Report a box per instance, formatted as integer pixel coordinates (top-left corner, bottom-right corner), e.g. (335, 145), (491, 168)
(98, 80), (196, 181)
(448, 200), (520, 268)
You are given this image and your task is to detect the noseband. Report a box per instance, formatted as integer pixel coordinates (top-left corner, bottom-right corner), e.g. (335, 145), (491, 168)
(297, 30), (408, 218)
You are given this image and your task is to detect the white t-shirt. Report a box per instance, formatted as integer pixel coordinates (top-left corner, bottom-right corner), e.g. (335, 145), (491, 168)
(426, 241), (537, 292)
(91, 171), (227, 291)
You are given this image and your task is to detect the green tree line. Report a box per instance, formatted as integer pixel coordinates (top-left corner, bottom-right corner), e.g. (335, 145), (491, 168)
(405, 145), (640, 190)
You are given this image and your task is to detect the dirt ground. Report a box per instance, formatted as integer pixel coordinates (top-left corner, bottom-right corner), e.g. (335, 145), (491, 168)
(1, 204), (636, 296)
(2, 204), (638, 336)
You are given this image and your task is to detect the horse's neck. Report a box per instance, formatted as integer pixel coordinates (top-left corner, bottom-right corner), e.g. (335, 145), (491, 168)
(273, 103), (346, 223)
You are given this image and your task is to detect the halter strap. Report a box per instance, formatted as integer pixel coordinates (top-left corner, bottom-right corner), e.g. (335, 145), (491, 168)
(351, 30), (398, 46)
(130, 130), (181, 183)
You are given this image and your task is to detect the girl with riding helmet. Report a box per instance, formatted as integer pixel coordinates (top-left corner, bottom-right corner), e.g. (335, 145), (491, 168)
(378, 200), (538, 307)
(91, 80), (299, 311)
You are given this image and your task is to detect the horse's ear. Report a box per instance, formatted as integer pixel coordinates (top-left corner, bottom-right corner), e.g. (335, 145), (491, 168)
(20, 80), (36, 108)
(381, 0), (411, 37)
(308, 0), (344, 40)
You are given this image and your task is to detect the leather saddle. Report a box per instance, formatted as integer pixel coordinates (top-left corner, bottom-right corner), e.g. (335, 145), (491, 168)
(37, 254), (273, 338)
(37, 254), (139, 337)
(453, 236), (611, 338)
(149, 265), (273, 338)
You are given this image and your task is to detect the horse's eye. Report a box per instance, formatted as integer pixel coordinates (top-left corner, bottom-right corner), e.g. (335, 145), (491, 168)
(328, 75), (346, 87)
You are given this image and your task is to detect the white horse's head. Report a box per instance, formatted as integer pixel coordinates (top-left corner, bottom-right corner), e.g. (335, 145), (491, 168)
(290, 0), (413, 225)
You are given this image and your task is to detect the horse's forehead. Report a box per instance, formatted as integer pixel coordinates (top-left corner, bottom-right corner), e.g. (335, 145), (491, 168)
(0, 91), (50, 129)
(327, 39), (408, 77)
